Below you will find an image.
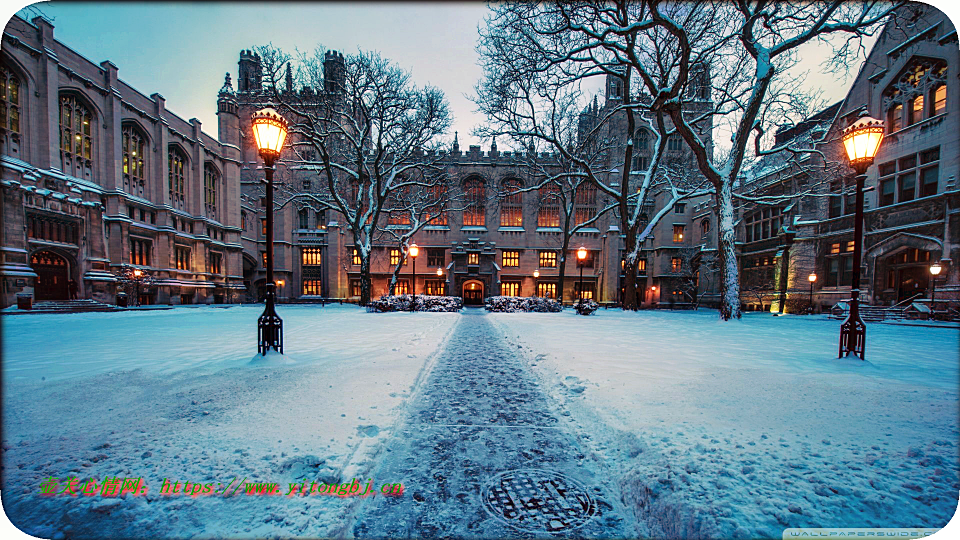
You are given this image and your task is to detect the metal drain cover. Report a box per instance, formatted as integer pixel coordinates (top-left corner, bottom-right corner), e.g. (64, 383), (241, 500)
(482, 469), (596, 533)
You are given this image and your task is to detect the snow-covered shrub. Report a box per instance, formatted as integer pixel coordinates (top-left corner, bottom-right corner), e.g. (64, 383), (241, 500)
(485, 296), (563, 313)
(367, 294), (462, 313)
(575, 300), (599, 316)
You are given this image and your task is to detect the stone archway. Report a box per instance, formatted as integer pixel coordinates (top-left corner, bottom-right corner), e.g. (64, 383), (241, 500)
(30, 250), (70, 301)
(462, 279), (484, 305)
(866, 233), (942, 305)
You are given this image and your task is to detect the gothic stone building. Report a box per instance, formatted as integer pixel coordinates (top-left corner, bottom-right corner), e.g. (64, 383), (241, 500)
(0, 15), (246, 308)
(736, 3), (959, 313)
(231, 52), (719, 306)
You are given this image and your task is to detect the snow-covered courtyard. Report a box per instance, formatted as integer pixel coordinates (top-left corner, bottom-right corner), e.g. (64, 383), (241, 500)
(2, 305), (957, 538)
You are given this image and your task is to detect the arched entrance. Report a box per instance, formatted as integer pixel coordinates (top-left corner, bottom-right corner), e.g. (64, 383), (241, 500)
(31, 251), (70, 301)
(462, 280), (484, 305)
(884, 248), (933, 303)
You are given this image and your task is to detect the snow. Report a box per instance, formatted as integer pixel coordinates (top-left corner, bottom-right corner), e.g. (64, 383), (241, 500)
(488, 309), (959, 538)
(2, 304), (459, 539)
(2, 305), (957, 539)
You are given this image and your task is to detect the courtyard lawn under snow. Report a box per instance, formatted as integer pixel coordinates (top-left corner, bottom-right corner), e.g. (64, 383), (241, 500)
(489, 310), (960, 537)
(1, 305), (958, 539)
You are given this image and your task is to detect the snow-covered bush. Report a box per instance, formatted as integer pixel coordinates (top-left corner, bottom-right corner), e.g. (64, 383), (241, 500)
(367, 294), (462, 313)
(485, 296), (563, 313)
(575, 300), (599, 316)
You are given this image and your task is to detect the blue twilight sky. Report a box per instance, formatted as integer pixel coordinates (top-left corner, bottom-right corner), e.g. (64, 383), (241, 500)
(6, 1), (959, 151)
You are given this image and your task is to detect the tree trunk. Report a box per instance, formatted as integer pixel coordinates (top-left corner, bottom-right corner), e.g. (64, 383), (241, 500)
(717, 182), (742, 320)
(359, 255), (372, 306)
(622, 257), (639, 311)
(557, 250), (567, 305)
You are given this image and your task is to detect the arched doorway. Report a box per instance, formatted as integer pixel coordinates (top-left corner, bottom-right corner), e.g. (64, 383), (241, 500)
(31, 251), (70, 301)
(462, 280), (484, 305)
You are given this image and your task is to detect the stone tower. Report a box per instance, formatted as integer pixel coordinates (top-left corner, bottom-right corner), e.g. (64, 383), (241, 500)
(217, 72), (240, 147)
(238, 49), (261, 93)
(324, 50), (345, 93)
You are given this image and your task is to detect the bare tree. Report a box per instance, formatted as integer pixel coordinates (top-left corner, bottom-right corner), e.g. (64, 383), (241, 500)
(381, 174), (464, 295)
(477, 1), (899, 318)
(254, 46), (451, 305)
(475, 3), (712, 310)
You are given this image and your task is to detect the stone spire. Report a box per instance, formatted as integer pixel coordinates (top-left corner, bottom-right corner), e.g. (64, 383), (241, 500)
(218, 72), (234, 97)
(285, 63), (294, 94)
(491, 136), (497, 152)
(453, 131), (460, 153)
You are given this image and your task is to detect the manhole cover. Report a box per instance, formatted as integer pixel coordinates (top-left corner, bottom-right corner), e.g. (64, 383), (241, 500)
(482, 469), (596, 533)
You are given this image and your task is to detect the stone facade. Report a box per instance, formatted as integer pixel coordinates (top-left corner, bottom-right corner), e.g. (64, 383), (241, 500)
(231, 52), (719, 306)
(0, 15), (245, 308)
(736, 4), (959, 313)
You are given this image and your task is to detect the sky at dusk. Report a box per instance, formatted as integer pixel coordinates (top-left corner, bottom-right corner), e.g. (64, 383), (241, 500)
(6, 1), (959, 151)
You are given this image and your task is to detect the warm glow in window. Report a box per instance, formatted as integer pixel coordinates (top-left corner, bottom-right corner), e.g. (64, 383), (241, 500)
(538, 251), (557, 268)
(502, 251), (520, 267)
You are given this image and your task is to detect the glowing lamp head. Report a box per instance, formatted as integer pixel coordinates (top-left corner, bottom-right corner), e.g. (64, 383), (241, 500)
(930, 263), (942, 276)
(436, 268), (443, 276)
(276, 279), (285, 287)
(251, 107), (288, 159)
(577, 246), (587, 260)
(651, 286), (657, 291)
(409, 243), (419, 258)
(841, 115), (884, 172)
(808, 273), (817, 283)
(133, 269), (142, 278)
(533, 270), (540, 278)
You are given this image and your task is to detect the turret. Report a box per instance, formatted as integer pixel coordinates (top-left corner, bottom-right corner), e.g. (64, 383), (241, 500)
(324, 50), (345, 94)
(217, 72), (240, 146)
(605, 66), (625, 101)
(238, 49), (262, 93)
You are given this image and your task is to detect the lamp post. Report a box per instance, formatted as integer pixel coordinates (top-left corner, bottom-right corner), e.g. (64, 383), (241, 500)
(930, 262), (942, 316)
(577, 246), (587, 306)
(133, 269), (142, 307)
(251, 107), (288, 355)
(276, 279), (285, 304)
(533, 269), (540, 297)
(808, 273), (817, 314)
(838, 115), (884, 360)
(436, 267), (443, 295)
(409, 243), (419, 300)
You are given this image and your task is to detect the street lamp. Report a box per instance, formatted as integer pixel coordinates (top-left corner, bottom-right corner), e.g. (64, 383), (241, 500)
(436, 267), (443, 295)
(577, 246), (587, 305)
(838, 115), (884, 360)
(930, 262), (942, 315)
(409, 243), (419, 300)
(133, 268), (142, 307)
(808, 273), (817, 314)
(252, 107), (288, 355)
(276, 279), (285, 303)
(533, 269), (540, 297)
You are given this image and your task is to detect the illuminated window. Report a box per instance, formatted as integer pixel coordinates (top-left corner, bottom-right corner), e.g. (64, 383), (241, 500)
(394, 280), (409, 295)
(129, 238), (151, 266)
(468, 253), (479, 265)
(830, 243), (840, 255)
(350, 279), (362, 297)
(463, 177), (485, 226)
(933, 84), (946, 115)
(261, 218), (267, 236)
(175, 246), (191, 271)
(168, 147), (187, 210)
(302, 248), (322, 266)
(538, 251), (557, 268)
(352, 249), (362, 265)
(538, 184), (560, 227)
(302, 279), (322, 295)
(121, 124), (147, 196)
(426, 182), (448, 226)
(500, 179), (523, 227)
(671, 257), (682, 272)
(501, 281), (521, 296)
(59, 94), (93, 178)
(261, 251), (267, 267)
(574, 282), (594, 300)
(204, 164), (219, 218)
(0, 65), (21, 155)
(390, 248), (407, 266)
(673, 225), (685, 243)
(909, 95), (924, 125)
(502, 250), (520, 267)
(845, 241), (855, 252)
(425, 280), (445, 296)
(537, 282), (557, 298)
(209, 252), (223, 274)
